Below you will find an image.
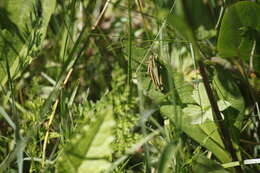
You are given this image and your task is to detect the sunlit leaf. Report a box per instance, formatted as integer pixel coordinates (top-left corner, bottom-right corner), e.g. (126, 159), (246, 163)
(57, 105), (115, 173)
(174, 72), (196, 104)
(192, 83), (210, 108)
(188, 82), (231, 124)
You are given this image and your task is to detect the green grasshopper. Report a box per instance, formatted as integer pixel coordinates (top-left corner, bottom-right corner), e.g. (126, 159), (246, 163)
(147, 53), (164, 90)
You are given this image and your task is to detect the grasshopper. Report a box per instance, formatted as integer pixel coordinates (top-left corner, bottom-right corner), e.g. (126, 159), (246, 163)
(147, 53), (164, 90)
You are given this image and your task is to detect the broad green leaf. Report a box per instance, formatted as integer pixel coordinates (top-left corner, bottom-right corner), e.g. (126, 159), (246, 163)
(160, 75), (232, 164)
(218, 100), (232, 112)
(191, 83), (231, 123)
(0, 0), (56, 86)
(201, 100), (230, 123)
(78, 108), (115, 173)
(199, 120), (223, 149)
(183, 104), (206, 124)
(182, 99), (229, 147)
(212, 66), (244, 160)
(174, 72), (196, 104)
(171, 47), (193, 74)
(217, 1), (260, 60)
(57, 106), (115, 173)
(183, 100), (230, 125)
(192, 83), (210, 107)
(160, 105), (231, 163)
(192, 156), (230, 173)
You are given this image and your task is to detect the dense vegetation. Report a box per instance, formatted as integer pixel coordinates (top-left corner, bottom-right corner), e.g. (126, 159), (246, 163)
(0, 0), (260, 172)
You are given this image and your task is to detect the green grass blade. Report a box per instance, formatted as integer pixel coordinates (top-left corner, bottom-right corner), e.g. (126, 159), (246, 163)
(157, 142), (179, 173)
(127, 0), (133, 89)
(0, 106), (16, 129)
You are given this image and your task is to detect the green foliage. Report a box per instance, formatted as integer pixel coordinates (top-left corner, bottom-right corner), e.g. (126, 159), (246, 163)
(57, 103), (115, 173)
(0, 0), (260, 172)
(110, 64), (141, 155)
(217, 1), (260, 70)
(0, 0), (56, 85)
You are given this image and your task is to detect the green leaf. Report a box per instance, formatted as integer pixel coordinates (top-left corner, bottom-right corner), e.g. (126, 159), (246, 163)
(160, 105), (232, 163)
(174, 72), (196, 104)
(57, 105), (115, 173)
(217, 100), (232, 112)
(192, 156), (230, 173)
(183, 104), (207, 124)
(217, 1), (260, 60)
(192, 83), (210, 108)
(183, 100), (230, 125)
(189, 82), (231, 124)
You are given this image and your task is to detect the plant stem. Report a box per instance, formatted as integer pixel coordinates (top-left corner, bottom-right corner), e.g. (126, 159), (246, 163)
(127, 0), (133, 88)
(198, 60), (243, 173)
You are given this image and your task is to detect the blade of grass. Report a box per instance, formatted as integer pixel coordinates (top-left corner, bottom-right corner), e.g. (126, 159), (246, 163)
(0, 106), (16, 130)
(127, 0), (133, 89)
(157, 142), (180, 173)
(4, 49), (24, 173)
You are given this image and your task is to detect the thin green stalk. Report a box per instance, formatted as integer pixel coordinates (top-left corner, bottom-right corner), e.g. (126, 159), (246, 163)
(198, 60), (243, 173)
(137, 74), (152, 173)
(4, 49), (24, 173)
(127, 0), (133, 89)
